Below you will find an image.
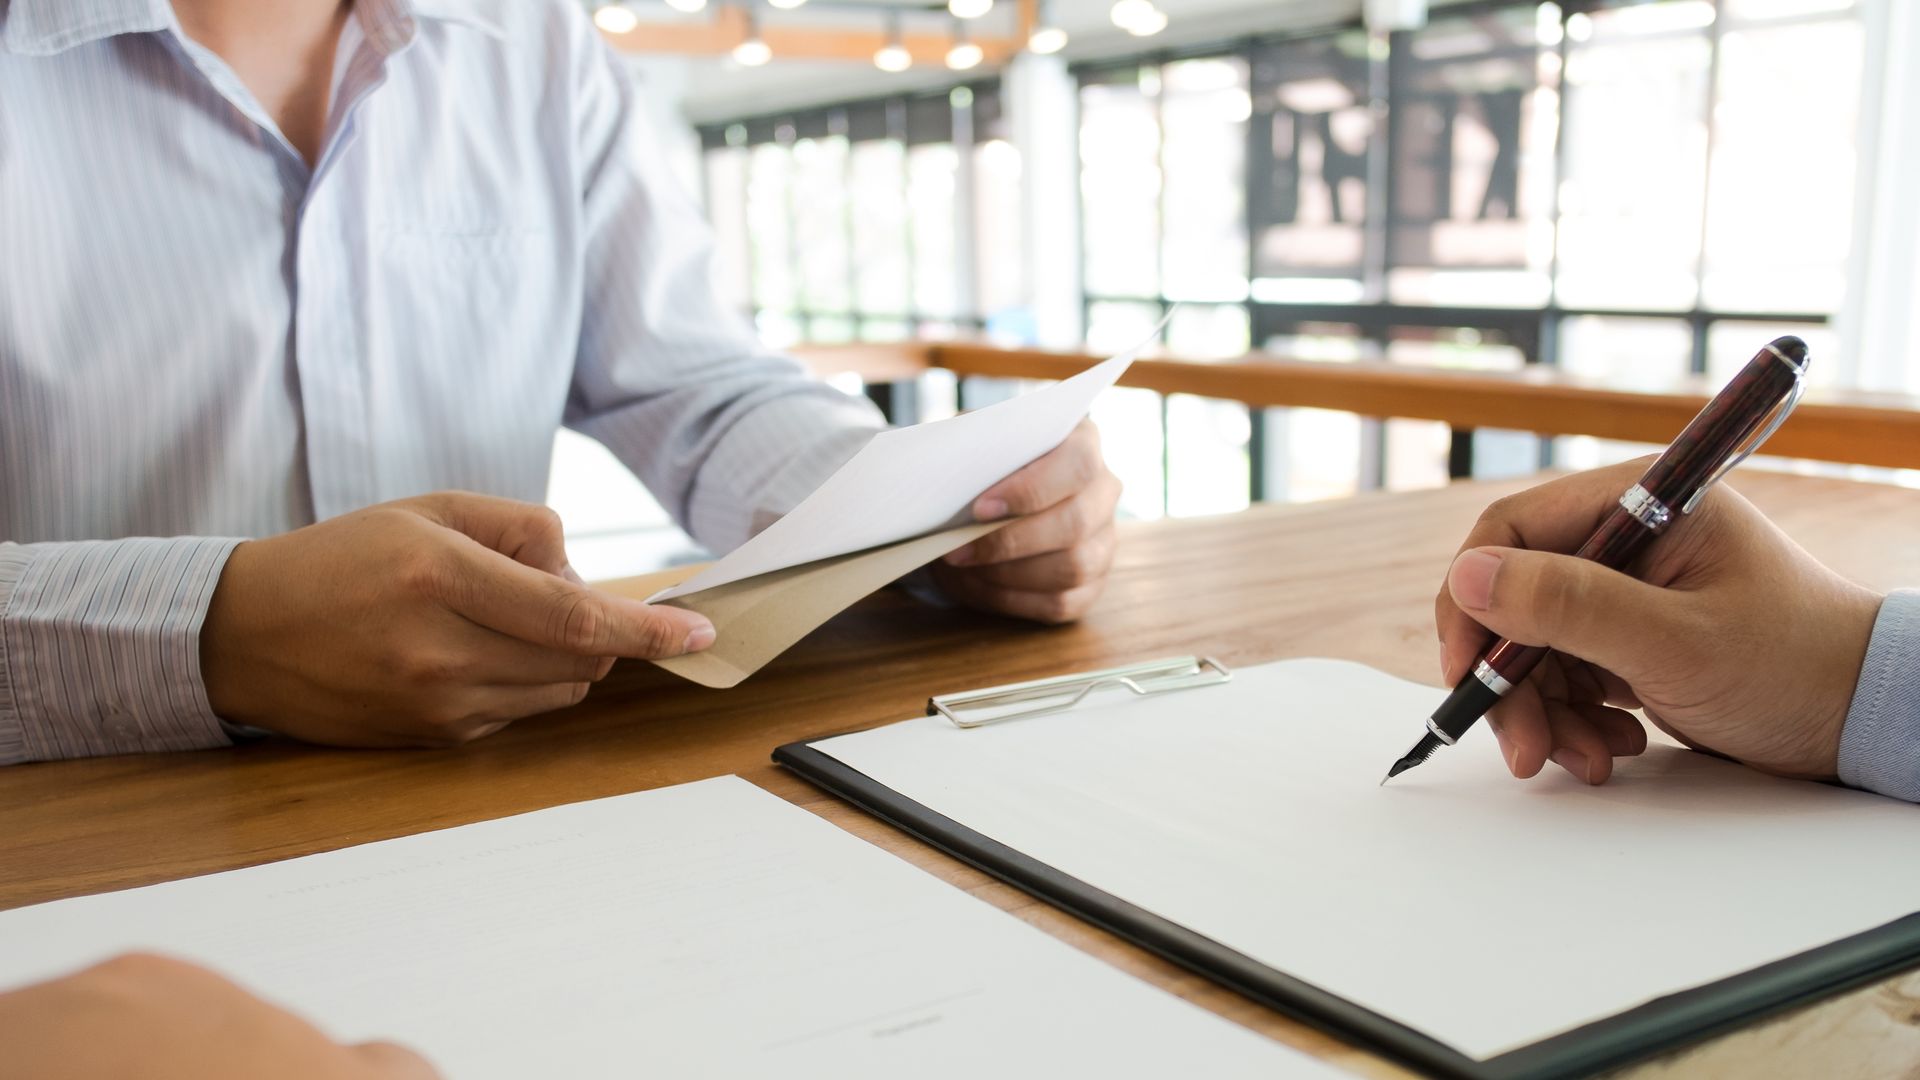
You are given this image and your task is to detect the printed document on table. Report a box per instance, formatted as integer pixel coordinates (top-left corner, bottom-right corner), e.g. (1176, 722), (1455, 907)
(652, 344), (1141, 602)
(0, 777), (1336, 1079)
(812, 658), (1920, 1061)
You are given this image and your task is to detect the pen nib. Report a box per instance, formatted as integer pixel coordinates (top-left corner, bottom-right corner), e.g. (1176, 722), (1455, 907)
(1380, 732), (1443, 787)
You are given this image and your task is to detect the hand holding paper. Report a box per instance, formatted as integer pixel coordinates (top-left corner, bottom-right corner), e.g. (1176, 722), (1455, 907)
(933, 418), (1122, 624)
(650, 345), (1142, 687)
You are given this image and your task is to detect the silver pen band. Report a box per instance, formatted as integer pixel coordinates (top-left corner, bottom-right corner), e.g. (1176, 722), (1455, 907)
(1619, 483), (1672, 532)
(1473, 659), (1512, 696)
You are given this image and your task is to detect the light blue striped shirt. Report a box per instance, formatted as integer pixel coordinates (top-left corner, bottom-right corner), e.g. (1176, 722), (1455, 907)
(0, 0), (883, 763)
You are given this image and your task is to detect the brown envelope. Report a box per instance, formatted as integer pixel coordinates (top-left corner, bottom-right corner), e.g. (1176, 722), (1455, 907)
(642, 520), (1011, 689)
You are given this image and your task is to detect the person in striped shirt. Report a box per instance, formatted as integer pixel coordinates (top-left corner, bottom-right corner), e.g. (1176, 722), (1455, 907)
(0, 0), (1123, 769)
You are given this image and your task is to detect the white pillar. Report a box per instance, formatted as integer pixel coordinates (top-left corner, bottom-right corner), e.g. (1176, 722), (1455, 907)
(1006, 52), (1084, 349)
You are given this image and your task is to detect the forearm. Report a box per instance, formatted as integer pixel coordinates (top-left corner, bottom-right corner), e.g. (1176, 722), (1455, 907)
(1837, 589), (1920, 801)
(0, 538), (241, 765)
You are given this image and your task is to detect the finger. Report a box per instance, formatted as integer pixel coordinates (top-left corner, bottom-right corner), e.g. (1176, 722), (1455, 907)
(1542, 701), (1619, 784)
(959, 528), (1116, 591)
(1485, 679), (1552, 779)
(428, 540), (715, 659)
(440, 626), (615, 686)
(932, 566), (1101, 624)
(1435, 460), (1654, 682)
(947, 478), (1117, 567)
(351, 1040), (445, 1079)
(972, 419), (1105, 521)
(1573, 701), (1650, 758)
(409, 493), (577, 578)
(1447, 546), (1695, 687)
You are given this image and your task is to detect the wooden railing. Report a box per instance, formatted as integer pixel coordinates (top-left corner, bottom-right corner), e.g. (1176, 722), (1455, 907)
(796, 342), (1920, 471)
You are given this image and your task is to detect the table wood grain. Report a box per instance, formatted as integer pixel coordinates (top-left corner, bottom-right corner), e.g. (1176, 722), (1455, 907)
(4, 470), (1919, 1077)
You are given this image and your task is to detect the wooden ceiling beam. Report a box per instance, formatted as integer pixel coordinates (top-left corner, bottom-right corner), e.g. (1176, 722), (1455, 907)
(599, 0), (1035, 65)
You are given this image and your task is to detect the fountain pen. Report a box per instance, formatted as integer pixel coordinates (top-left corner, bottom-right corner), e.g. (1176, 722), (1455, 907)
(1381, 336), (1811, 784)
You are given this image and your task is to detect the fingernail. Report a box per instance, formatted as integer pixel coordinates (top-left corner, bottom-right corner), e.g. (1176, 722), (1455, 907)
(1550, 749), (1591, 783)
(974, 497), (1008, 521)
(1449, 549), (1503, 612)
(945, 545), (975, 566)
(1439, 644), (1453, 683)
(683, 623), (716, 652)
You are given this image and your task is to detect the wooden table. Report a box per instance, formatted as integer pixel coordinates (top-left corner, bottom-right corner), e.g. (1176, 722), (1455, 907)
(5, 470), (1920, 1077)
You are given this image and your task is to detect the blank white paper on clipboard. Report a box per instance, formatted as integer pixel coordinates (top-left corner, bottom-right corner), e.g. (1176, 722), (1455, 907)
(810, 657), (1920, 1061)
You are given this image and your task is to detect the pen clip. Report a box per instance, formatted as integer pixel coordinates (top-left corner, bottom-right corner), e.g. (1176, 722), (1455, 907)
(1680, 366), (1807, 515)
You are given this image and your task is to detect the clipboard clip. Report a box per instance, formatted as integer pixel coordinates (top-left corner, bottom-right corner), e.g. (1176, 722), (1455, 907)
(928, 656), (1232, 729)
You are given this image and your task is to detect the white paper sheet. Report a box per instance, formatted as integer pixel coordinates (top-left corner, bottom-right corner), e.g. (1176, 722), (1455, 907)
(653, 349), (1137, 602)
(814, 658), (1920, 1061)
(0, 777), (1333, 1079)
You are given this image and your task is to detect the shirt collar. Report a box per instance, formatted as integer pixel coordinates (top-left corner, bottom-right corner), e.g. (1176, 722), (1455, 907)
(2, 0), (172, 56)
(2, 0), (505, 57)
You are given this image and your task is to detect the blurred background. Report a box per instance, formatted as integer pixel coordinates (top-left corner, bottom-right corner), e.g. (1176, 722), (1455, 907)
(551, 0), (1920, 578)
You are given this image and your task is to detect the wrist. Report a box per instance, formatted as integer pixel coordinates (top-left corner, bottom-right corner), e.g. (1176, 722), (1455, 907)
(199, 540), (270, 727)
(1836, 589), (1920, 801)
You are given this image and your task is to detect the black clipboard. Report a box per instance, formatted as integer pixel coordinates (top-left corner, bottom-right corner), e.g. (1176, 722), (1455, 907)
(774, 656), (1920, 1079)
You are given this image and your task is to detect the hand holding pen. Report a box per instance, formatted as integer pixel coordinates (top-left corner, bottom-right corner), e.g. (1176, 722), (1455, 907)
(1390, 338), (1885, 785)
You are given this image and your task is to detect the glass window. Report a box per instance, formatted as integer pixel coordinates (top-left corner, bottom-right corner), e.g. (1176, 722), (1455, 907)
(974, 137), (1026, 321)
(1559, 315), (1693, 386)
(1160, 57), (1251, 303)
(1092, 387), (1167, 521)
(1249, 32), (1373, 291)
(908, 143), (960, 318)
(1700, 16), (1863, 313)
(703, 147), (752, 314)
(1167, 396), (1251, 517)
(850, 140), (911, 318)
(1386, 7), (1554, 307)
(1080, 68), (1163, 299)
(1166, 304), (1250, 359)
(791, 135), (852, 315)
(746, 142), (796, 313)
(1555, 3), (1713, 310)
(1086, 299), (1165, 355)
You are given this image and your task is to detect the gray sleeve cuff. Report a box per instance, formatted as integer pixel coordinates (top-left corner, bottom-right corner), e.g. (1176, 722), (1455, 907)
(0, 538), (244, 764)
(1837, 589), (1920, 801)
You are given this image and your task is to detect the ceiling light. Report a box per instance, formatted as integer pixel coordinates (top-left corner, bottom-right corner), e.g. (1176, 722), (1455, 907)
(947, 41), (982, 69)
(875, 42), (912, 71)
(1110, 0), (1166, 35)
(1124, 6), (1167, 35)
(733, 36), (772, 65)
(1027, 25), (1067, 53)
(949, 0), (993, 18)
(662, 0), (708, 11)
(767, 0), (807, 9)
(593, 3), (639, 33)
(875, 10), (911, 72)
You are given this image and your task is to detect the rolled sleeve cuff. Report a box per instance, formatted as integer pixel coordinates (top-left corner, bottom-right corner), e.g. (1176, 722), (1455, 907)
(0, 537), (243, 765)
(1837, 589), (1920, 802)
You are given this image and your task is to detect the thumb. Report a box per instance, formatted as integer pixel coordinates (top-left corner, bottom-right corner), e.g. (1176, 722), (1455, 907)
(1448, 546), (1683, 681)
(350, 1040), (444, 1079)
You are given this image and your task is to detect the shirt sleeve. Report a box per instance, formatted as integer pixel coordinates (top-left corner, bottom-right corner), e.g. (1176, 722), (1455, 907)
(557, 12), (885, 555)
(1836, 589), (1920, 801)
(0, 538), (240, 765)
